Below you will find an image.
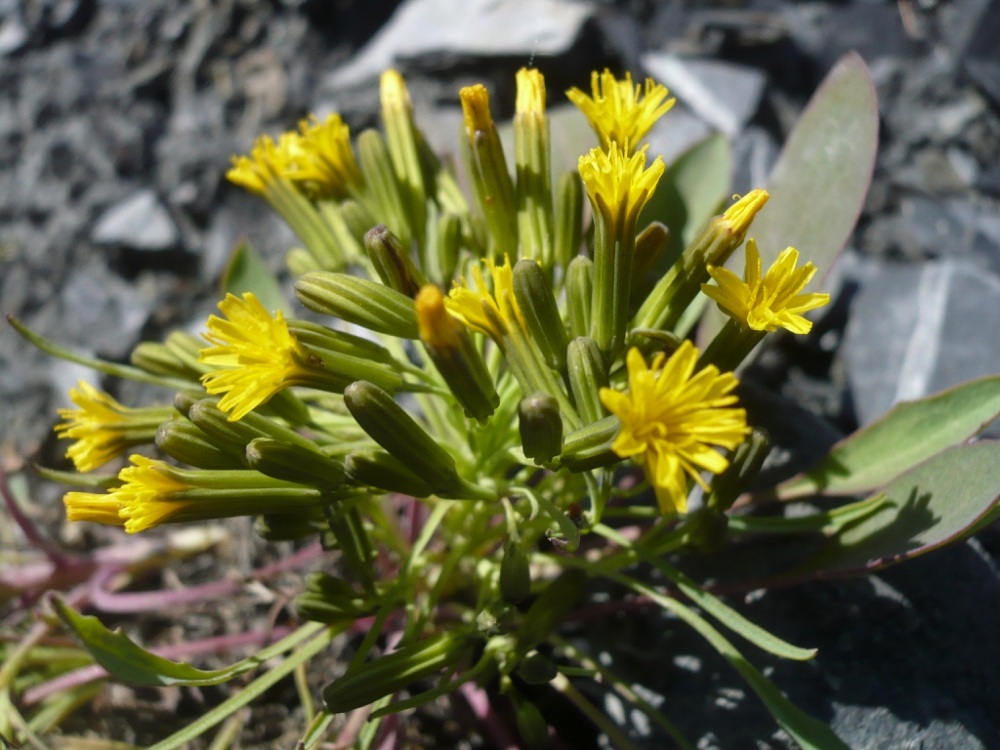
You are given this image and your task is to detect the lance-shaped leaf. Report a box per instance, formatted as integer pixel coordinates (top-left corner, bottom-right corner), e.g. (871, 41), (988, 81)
(222, 240), (291, 316)
(774, 374), (1000, 500)
(788, 441), (1000, 578)
(700, 51), (878, 344)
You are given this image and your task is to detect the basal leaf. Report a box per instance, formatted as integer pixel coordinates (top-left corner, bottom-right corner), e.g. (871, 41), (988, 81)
(775, 375), (1000, 500)
(700, 51), (878, 343)
(791, 441), (1000, 578)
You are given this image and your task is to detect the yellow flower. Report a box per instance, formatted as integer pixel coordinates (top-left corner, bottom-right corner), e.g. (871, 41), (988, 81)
(445, 256), (526, 344)
(55, 381), (171, 472)
(113, 455), (195, 533)
(599, 343), (748, 515)
(226, 134), (294, 196)
(199, 292), (310, 421)
(63, 491), (125, 527)
(291, 115), (364, 200)
(416, 284), (464, 350)
(566, 69), (674, 152)
(578, 142), (664, 234)
(702, 239), (831, 334)
(516, 67), (546, 118)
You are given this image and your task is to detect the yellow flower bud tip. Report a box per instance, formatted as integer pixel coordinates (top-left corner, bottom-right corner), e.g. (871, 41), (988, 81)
(460, 83), (495, 135)
(703, 238), (831, 334)
(566, 68), (675, 151)
(64, 491), (125, 527)
(578, 141), (665, 228)
(199, 292), (309, 422)
(446, 255), (526, 343)
(598, 343), (748, 515)
(516, 67), (546, 117)
(721, 189), (770, 236)
(416, 284), (464, 350)
(380, 68), (412, 111)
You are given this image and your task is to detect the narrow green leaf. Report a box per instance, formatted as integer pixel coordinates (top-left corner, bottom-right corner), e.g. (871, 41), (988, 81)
(649, 560), (816, 661)
(775, 375), (1000, 500)
(221, 240), (291, 315)
(699, 51), (878, 343)
(53, 597), (323, 687)
(613, 575), (850, 750)
(7, 316), (192, 390)
(792, 441), (1000, 577)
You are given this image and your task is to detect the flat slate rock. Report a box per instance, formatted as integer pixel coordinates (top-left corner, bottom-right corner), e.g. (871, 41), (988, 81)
(92, 189), (179, 251)
(327, 0), (595, 88)
(842, 256), (1000, 433)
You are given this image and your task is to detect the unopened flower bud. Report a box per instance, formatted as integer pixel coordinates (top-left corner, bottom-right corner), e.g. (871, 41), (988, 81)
(155, 418), (243, 470)
(565, 255), (593, 339)
(344, 448), (433, 498)
(567, 337), (608, 426)
(295, 270), (420, 338)
(518, 393), (562, 464)
(323, 631), (473, 714)
(245, 437), (345, 488)
(558, 416), (621, 472)
(515, 651), (558, 685)
(365, 224), (426, 298)
(500, 541), (532, 604)
(554, 171), (584, 270)
(296, 571), (377, 623)
(513, 258), (568, 373)
(416, 285), (499, 422)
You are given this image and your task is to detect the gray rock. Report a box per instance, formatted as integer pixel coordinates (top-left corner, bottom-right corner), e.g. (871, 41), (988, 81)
(92, 190), (179, 250)
(0, 15), (29, 56)
(326, 0), (595, 89)
(644, 101), (713, 167)
(842, 257), (1000, 432)
(641, 53), (766, 137)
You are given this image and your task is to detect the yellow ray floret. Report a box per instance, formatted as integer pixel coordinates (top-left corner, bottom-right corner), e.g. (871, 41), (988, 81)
(702, 239), (831, 334)
(54, 381), (162, 472)
(567, 69), (675, 152)
(445, 256), (525, 344)
(578, 142), (665, 231)
(199, 292), (308, 421)
(599, 343), (748, 515)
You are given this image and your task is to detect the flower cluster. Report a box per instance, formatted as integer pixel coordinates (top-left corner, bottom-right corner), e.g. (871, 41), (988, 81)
(44, 66), (831, 737)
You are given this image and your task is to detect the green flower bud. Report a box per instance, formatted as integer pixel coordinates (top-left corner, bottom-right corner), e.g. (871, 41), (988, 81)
(155, 418), (243, 470)
(296, 571), (378, 623)
(430, 211), (462, 284)
(513, 258), (568, 372)
(344, 448), (433, 498)
(286, 247), (321, 277)
(554, 171), (584, 271)
(633, 220), (671, 286)
(365, 224), (426, 298)
(344, 380), (462, 494)
(500, 541), (532, 604)
(254, 508), (327, 541)
(558, 415), (621, 472)
(188, 399), (317, 459)
(245, 437), (345, 488)
(130, 331), (206, 380)
(357, 127), (412, 247)
(518, 393), (562, 465)
(565, 255), (594, 340)
(323, 631), (474, 714)
(515, 651), (558, 685)
(512, 690), (550, 750)
(295, 271), (419, 339)
(567, 337), (608, 426)
(339, 199), (377, 245)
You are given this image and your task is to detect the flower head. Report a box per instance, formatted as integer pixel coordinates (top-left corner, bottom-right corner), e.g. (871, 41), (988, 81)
(567, 69), (674, 152)
(199, 292), (309, 421)
(55, 381), (169, 472)
(702, 239), (831, 334)
(417, 284), (464, 350)
(291, 114), (364, 200)
(63, 491), (126, 527)
(578, 142), (664, 235)
(516, 67), (546, 119)
(445, 256), (525, 344)
(226, 134), (294, 196)
(599, 343), (748, 514)
(113, 455), (194, 533)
